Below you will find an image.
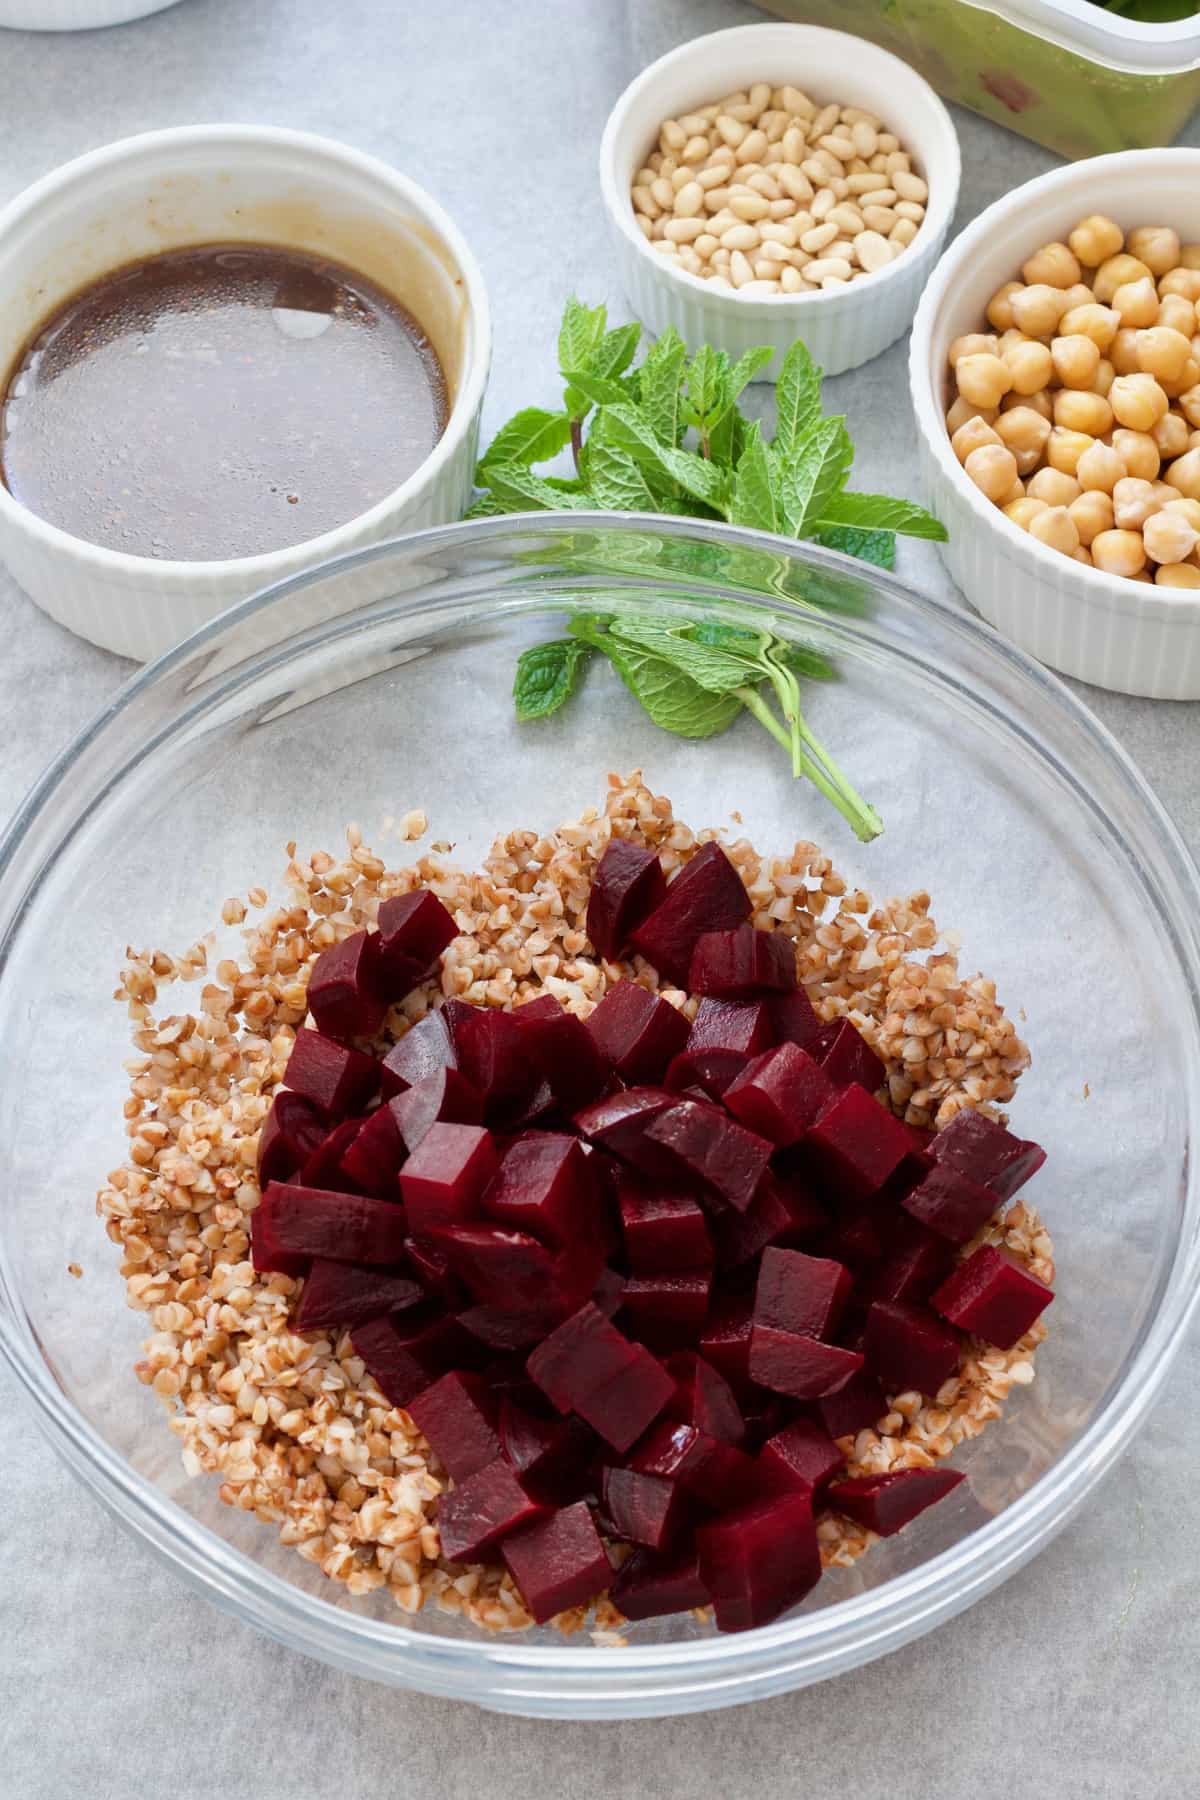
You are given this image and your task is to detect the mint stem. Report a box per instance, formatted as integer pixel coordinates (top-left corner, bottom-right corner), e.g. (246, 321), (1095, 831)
(570, 418), (583, 476)
(735, 683), (882, 843)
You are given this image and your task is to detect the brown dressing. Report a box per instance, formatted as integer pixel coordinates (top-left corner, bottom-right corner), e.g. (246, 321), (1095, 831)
(0, 243), (449, 561)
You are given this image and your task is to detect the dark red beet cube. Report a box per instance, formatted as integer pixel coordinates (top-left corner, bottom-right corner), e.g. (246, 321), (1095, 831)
(403, 1234), (464, 1303)
(375, 889), (457, 985)
(627, 1418), (755, 1506)
(252, 1182), (409, 1272)
(601, 1466), (686, 1551)
(664, 1350), (746, 1445)
(864, 1300), (960, 1396)
(699, 1294), (755, 1395)
(812, 1369), (885, 1439)
(697, 1489), (820, 1632)
(586, 838), (667, 960)
(437, 1457), (546, 1563)
(755, 1247), (851, 1341)
(515, 994), (609, 1110)
(581, 1348), (676, 1453)
(749, 1326), (864, 1399)
(757, 1418), (845, 1496)
(724, 1042), (835, 1147)
(435, 1225), (559, 1310)
(619, 1180), (711, 1273)
(338, 1100), (407, 1197)
(817, 1018), (886, 1094)
(592, 1263), (626, 1318)
(526, 1302), (637, 1415)
(629, 841), (752, 987)
(399, 1122), (497, 1235)
(611, 1545), (710, 1621)
(379, 1010), (457, 1100)
(930, 1108), (1046, 1201)
(293, 1259), (421, 1333)
(452, 1007), (539, 1127)
(501, 1500), (612, 1624)
(586, 981), (690, 1085)
(407, 1371), (501, 1481)
(390, 1066), (482, 1156)
(621, 1271), (712, 1345)
(830, 1466), (965, 1536)
(644, 1100), (772, 1213)
(903, 1162), (1002, 1245)
(484, 1133), (597, 1248)
(931, 1245), (1053, 1349)
(689, 922), (797, 998)
(353, 1310), (477, 1408)
(767, 987), (822, 1050)
(258, 1091), (327, 1186)
(687, 996), (773, 1061)
(498, 1398), (578, 1501)
(285, 1028), (379, 1119)
(297, 1117), (368, 1193)
(305, 930), (388, 1041)
(708, 1171), (826, 1269)
(863, 1223), (955, 1307)
(807, 1085), (915, 1200)
(573, 1087), (675, 1163)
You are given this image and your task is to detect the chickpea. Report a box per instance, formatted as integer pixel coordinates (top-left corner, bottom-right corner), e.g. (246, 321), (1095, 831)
(1051, 332), (1101, 388)
(1068, 214), (1124, 267)
(1152, 480), (1183, 506)
(1003, 339), (1054, 395)
(1053, 389), (1113, 436)
(1060, 282), (1096, 314)
(1112, 428), (1161, 479)
(1028, 505), (1080, 554)
(1183, 245), (1200, 270)
(955, 352), (1014, 409)
(994, 405), (1052, 473)
(986, 281), (1022, 331)
(1021, 241), (1082, 289)
(1159, 267), (1200, 302)
(1044, 428), (1093, 478)
(951, 416), (1002, 463)
(1076, 440), (1125, 493)
(1112, 276), (1160, 328)
(945, 396), (997, 434)
(964, 442), (1019, 503)
(1004, 496), (1049, 529)
(1155, 562), (1200, 587)
(1010, 284), (1070, 337)
(1143, 507), (1199, 565)
(1000, 477), (1026, 506)
(1093, 252), (1152, 303)
(1134, 325), (1192, 384)
(1153, 410), (1191, 459)
(1110, 328), (1141, 375)
(1028, 464), (1082, 505)
(1177, 386), (1200, 429)
(1074, 547), (1094, 566)
(1161, 356), (1200, 400)
(997, 327), (1026, 354)
(1058, 302), (1119, 350)
(1157, 293), (1197, 337)
(1093, 357), (1115, 397)
(949, 332), (999, 367)
(1112, 476), (1163, 530)
(1166, 446), (1200, 499)
(1069, 489), (1115, 546)
(1126, 225), (1182, 278)
(1162, 495), (1200, 532)
(1001, 387), (1053, 421)
(1091, 528), (1148, 577)
(1110, 372), (1169, 430)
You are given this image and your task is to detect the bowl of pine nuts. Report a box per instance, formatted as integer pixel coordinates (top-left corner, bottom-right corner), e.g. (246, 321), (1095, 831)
(911, 149), (1200, 700)
(599, 23), (959, 379)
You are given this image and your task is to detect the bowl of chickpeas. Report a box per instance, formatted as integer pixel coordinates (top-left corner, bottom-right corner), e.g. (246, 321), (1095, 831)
(909, 149), (1200, 700)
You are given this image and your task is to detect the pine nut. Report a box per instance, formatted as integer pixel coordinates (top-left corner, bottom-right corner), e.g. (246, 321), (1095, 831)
(682, 134), (710, 164)
(780, 264), (806, 292)
(801, 157), (829, 184)
(670, 165), (692, 191)
(782, 126), (806, 164)
(730, 249), (755, 287)
(801, 221), (839, 253)
(759, 220), (799, 246)
(894, 200), (926, 223)
(846, 171), (892, 194)
(679, 111), (710, 135)
(891, 218), (918, 246)
(828, 203), (865, 234)
(812, 102), (841, 136)
(811, 189), (836, 221)
(807, 256), (853, 282)
(635, 213), (654, 241)
(734, 128), (769, 164)
(721, 224), (761, 251)
(855, 230), (892, 272)
(696, 163), (730, 191)
(730, 191), (770, 221)
(863, 206), (897, 233)
(651, 176), (674, 210)
(878, 132), (899, 151)
(694, 233), (719, 260)
(661, 119), (687, 151)
(851, 121), (879, 157)
(703, 188), (733, 213)
(749, 81), (771, 113)
(632, 185), (659, 218)
(818, 134), (856, 161)
(842, 106), (882, 127)
(780, 85), (816, 117)
(745, 171), (781, 199)
(767, 198), (795, 220)
(664, 217), (706, 243)
(894, 170), (928, 201)
(715, 114), (747, 147)
(759, 240), (791, 263)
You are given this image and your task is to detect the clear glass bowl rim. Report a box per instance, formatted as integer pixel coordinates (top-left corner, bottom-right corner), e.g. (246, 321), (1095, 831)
(3, 512), (1200, 1708)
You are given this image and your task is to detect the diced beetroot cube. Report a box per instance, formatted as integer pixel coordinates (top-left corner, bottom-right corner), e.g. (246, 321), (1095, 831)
(629, 841), (752, 986)
(766, 987), (822, 1051)
(864, 1300), (960, 1396)
(353, 1310), (478, 1408)
(252, 1182), (409, 1271)
(586, 981), (690, 1085)
(592, 1263), (627, 1319)
(375, 889), (457, 986)
(830, 1467), (965, 1536)
(930, 1108), (1046, 1200)
(708, 1171), (826, 1269)
(305, 930), (389, 1041)
(601, 1465), (686, 1551)
(903, 1162), (1002, 1245)
(627, 1418), (755, 1507)
(586, 838), (667, 960)
(407, 1371), (501, 1481)
(437, 1457), (547, 1563)
(621, 1271), (712, 1345)
(515, 993), (610, 1110)
(379, 1010), (457, 1100)
(931, 1245), (1053, 1349)
(338, 1100), (406, 1197)
(817, 1018), (885, 1094)
(573, 1087), (675, 1163)
(389, 1066), (482, 1156)
(284, 1028), (379, 1119)
(297, 1117), (368, 1193)
(293, 1259), (422, 1333)
(457, 1235), (605, 1349)
(699, 1294), (755, 1395)
(403, 1234), (465, 1303)
(610, 1545), (710, 1621)
(580, 1347), (676, 1453)
(501, 1500), (612, 1624)
(825, 1196), (895, 1271)
(807, 1085), (915, 1200)
(663, 1048), (750, 1102)
(497, 1398), (580, 1502)
(458, 1301), (557, 1351)
(689, 922), (797, 998)
(724, 1043), (835, 1147)
(755, 1247), (851, 1341)
(435, 1225), (559, 1310)
(697, 1489), (820, 1632)
(526, 1302), (638, 1415)
(452, 1007), (540, 1128)
(258, 1091), (328, 1187)
(399, 1122), (497, 1235)
(689, 996), (773, 1060)
(756, 1418), (845, 1496)
(749, 1326), (864, 1399)
(644, 1100), (772, 1213)
(863, 1223), (955, 1307)
(484, 1133), (598, 1248)
(812, 1369), (886, 1439)
(664, 1349), (746, 1445)
(619, 1179), (711, 1273)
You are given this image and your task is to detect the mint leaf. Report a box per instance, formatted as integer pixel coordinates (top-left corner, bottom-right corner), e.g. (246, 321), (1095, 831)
(773, 339), (823, 459)
(563, 371), (632, 412)
(811, 524), (897, 569)
(708, 405), (747, 469)
(558, 297), (607, 379)
(481, 462), (593, 511)
(778, 642), (836, 681)
(728, 427), (778, 532)
(479, 407), (572, 472)
(464, 490), (507, 518)
(598, 403), (728, 509)
(777, 417), (854, 534)
(684, 344), (730, 425)
(513, 638), (592, 720)
(587, 321), (642, 382)
(815, 492), (949, 539)
(637, 327), (687, 445)
(724, 345), (775, 407)
(597, 638), (743, 738)
(609, 618), (761, 694)
(586, 437), (661, 512)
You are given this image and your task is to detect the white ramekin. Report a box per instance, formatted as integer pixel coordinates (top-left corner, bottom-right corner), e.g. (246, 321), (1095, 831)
(599, 23), (960, 380)
(911, 148), (1200, 701)
(0, 0), (180, 29)
(0, 126), (491, 661)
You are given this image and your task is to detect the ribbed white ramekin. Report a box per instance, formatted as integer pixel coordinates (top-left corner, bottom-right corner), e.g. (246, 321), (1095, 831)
(599, 23), (959, 380)
(0, 126), (490, 661)
(911, 148), (1200, 700)
(0, 0), (180, 28)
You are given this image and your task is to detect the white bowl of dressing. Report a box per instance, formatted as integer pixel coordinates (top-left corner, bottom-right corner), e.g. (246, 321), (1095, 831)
(0, 0), (182, 32)
(0, 125), (491, 659)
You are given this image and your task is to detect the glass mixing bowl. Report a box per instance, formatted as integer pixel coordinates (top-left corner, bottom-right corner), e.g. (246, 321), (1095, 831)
(2, 516), (1199, 1718)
